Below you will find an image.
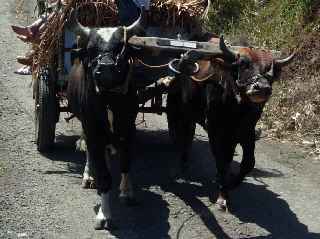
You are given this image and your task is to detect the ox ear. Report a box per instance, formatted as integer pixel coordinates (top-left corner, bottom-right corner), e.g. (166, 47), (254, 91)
(125, 10), (147, 38)
(219, 35), (237, 63)
(274, 52), (295, 68)
(65, 8), (91, 43)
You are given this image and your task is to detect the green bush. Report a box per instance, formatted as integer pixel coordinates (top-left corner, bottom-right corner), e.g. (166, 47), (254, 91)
(206, 0), (316, 49)
(206, 0), (255, 33)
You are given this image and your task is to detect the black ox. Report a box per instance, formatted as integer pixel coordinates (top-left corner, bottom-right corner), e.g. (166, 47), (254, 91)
(167, 35), (294, 210)
(66, 12), (145, 230)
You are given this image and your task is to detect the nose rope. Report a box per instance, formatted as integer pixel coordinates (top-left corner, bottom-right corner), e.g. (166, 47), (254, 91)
(236, 73), (265, 87)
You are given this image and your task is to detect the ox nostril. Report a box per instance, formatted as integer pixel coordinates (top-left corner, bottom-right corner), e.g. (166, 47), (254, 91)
(253, 84), (260, 90)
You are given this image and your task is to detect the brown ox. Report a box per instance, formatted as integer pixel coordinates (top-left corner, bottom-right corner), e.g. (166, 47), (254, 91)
(166, 35), (294, 210)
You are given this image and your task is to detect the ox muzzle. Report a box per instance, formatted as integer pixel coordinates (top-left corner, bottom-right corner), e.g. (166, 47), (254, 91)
(244, 75), (272, 103)
(234, 69), (273, 104)
(91, 53), (128, 93)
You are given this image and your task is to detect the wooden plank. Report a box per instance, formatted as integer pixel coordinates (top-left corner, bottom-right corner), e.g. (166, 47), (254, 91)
(128, 36), (222, 56)
(128, 36), (282, 58)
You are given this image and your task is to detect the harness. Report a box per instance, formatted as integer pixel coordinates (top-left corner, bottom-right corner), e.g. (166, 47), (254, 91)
(235, 72), (272, 88)
(87, 27), (133, 95)
(167, 55), (242, 103)
(88, 52), (113, 94)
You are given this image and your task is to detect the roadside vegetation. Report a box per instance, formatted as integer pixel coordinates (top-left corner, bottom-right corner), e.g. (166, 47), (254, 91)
(207, 0), (316, 48)
(206, 0), (320, 156)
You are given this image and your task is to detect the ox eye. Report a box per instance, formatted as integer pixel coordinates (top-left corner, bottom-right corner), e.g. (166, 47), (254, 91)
(238, 58), (251, 70)
(242, 62), (251, 70)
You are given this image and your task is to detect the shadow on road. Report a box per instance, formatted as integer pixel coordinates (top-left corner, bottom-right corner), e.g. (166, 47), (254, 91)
(126, 129), (232, 238)
(39, 128), (318, 239)
(110, 188), (171, 239)
(41, 134), (85, 178)
(231, 182), (320, 239)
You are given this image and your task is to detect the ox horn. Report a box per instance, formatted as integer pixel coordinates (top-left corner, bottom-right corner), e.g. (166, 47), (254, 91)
(266, 62), (274, 78)
(274, 52), (295, 67)
(65, 8), (90, 42)
(125, 10), (146, 38)
(219, 35), (237, 63)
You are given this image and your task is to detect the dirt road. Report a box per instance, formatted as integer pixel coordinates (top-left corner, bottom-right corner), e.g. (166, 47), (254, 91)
(1, 2), (320, 239)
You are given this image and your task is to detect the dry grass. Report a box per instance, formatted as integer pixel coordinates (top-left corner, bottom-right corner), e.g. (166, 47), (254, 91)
(33, 0), (119, 75)
(260, 31), (320, 146)
(32, 0), (209, 75)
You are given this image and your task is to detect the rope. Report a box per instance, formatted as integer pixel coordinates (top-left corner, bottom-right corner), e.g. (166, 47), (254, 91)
(135, 58), (170, 69)
(191, 73), (214, 82)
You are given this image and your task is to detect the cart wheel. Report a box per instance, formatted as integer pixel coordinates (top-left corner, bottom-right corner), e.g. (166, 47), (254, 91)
(35, 67), (58, 152)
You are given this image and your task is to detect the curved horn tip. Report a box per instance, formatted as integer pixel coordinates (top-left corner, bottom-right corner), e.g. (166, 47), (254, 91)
(66, 8), (90, 39)
(126, 10), (146, 34)
(266, 63), (274, 78)
(275, 52), (296, 67)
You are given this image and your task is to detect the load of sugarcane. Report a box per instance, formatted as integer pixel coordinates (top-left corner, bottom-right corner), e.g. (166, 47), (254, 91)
(150, 0), (209, 27)
(32, 0), (209, 75)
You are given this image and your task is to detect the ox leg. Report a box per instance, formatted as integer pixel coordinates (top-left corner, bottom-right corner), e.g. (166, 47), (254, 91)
(213, 141), (236, 211)
(229, 129), (256, 189)
(119, 172), (136, 206)
(82, 151), (96, 189)
(94, 147), (117, 230)
(179, 120), (196, 173)
(110, 93), (138, 206)
(85, 141), (115, 230)
(103, 147), (136, 206)
(167, 91), (196, 177)
(95, 192), (116, 231)
(76, 133), (96, 189)
(208, 121), (236, 211)
(117, 138), (138, 206)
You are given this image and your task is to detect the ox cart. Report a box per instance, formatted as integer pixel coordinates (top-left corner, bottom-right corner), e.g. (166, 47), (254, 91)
(34, 33), (228, 152)
(33, 0), (219, 152)
(33, 0), (252, 152)
(30, 1), (295, 227)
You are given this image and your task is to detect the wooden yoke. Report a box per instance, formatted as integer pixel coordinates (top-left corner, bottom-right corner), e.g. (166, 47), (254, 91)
(128, 36), (223, 57)
(128, 36), (282, 59)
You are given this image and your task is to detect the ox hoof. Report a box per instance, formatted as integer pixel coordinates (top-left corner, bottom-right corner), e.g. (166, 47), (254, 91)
(81, 179), (96, 189)
(94, 219), (106, 230)
(104, 219), (118, 231)
(216, 194), (229, 212)
(120, 196), (139, 207)
(94, 219), (117, 231)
